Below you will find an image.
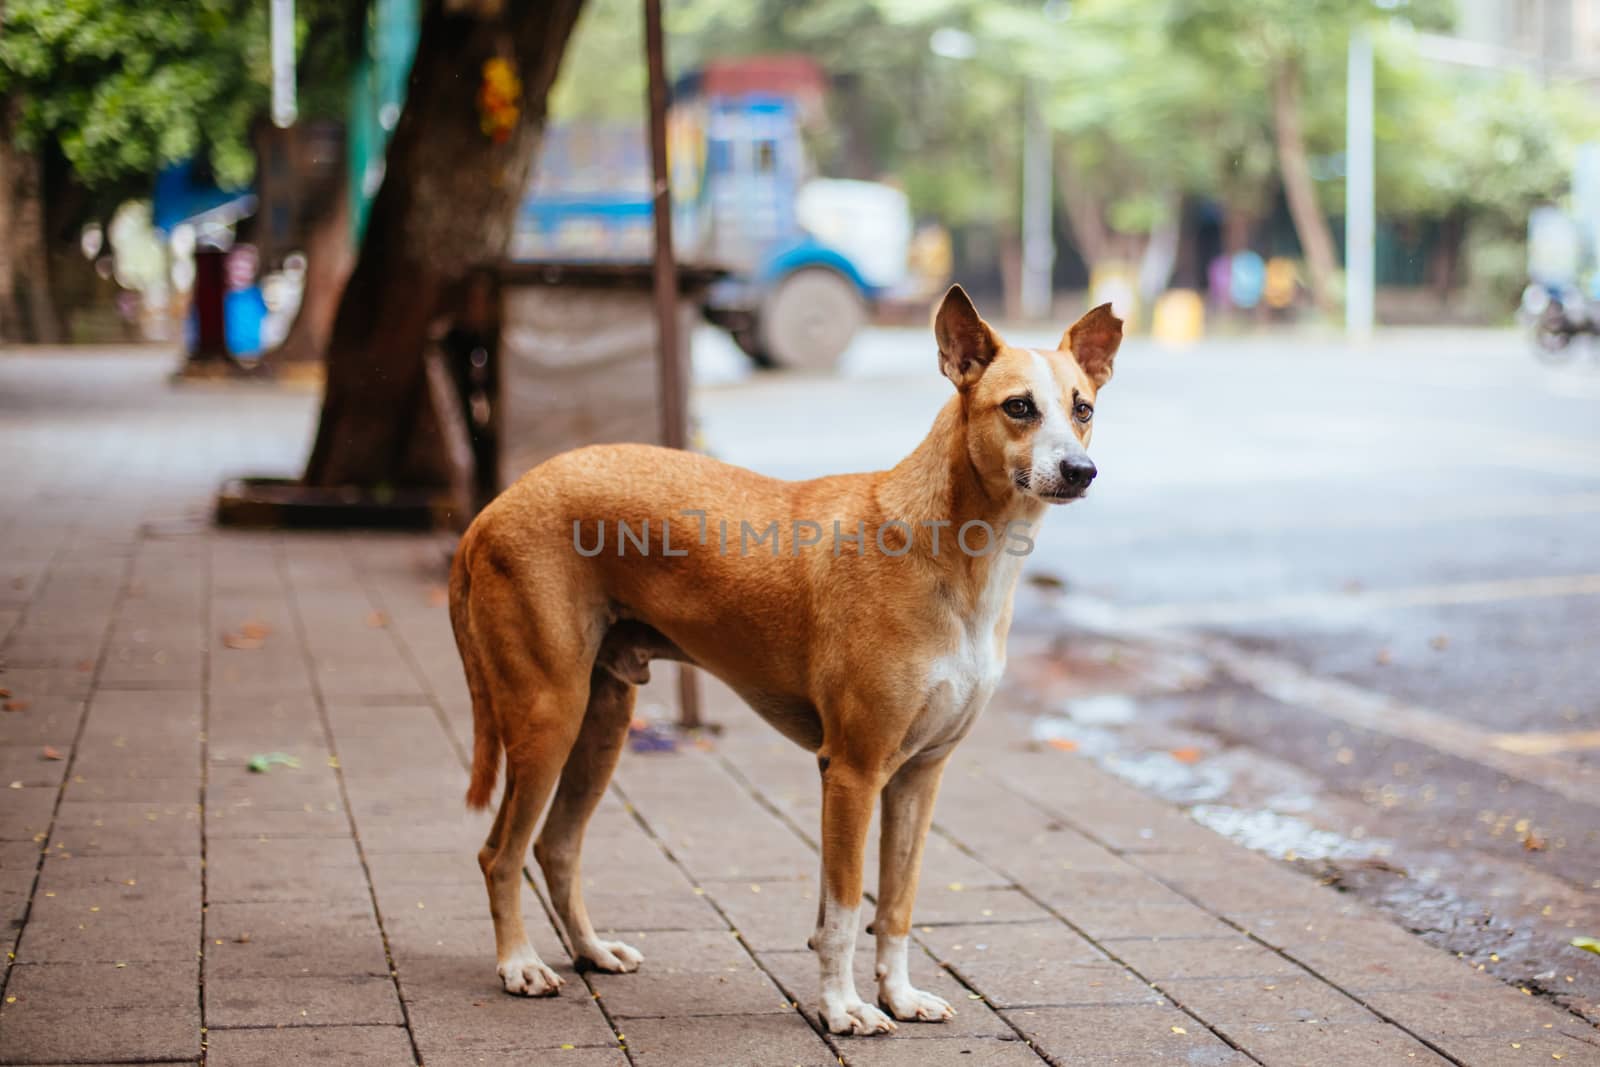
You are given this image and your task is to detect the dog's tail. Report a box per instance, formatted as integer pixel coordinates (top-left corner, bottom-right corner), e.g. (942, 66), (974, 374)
(449, 530), (500, 812)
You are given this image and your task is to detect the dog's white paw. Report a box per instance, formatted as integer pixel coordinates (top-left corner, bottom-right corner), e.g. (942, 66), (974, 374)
(578, 939), (644, 974)
(821, 994), (898, 1036)
(498, 948), (564, 996)
(880, 984), (954, 1022)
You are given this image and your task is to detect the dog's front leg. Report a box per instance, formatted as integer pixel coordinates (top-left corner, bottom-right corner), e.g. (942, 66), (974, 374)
(874, 755), (954, 1022)
(814, 754), (896, 1035)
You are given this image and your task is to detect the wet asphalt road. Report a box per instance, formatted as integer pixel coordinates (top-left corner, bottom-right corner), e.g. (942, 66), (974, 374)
(692, 323), (1600, 1022)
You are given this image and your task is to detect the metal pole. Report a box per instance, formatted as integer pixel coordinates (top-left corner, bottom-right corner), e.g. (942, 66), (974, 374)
(643, 0), (702, 728)
(1020, 78), (1054, 320)
(270, 0), (297, 128)
(1345, 27), (1375, 341)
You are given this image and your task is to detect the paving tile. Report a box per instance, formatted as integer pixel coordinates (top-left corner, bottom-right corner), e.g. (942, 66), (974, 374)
(707, 878), (849, 952)
(1057, 895), (1236, 941)
(1003, 1003), (1252, 1066)
(905, 886), (1050, 927)
(1102, 937), (1305, 982)
(205, 834), (370, 904)
(839, 1037), (1045, 1067)
(205, 974), (405, 1027)
(618, 1012), (837, 1067)
(204, 1024), (416, 1067)
(1266, 915), (1489, 993)
(0, 787), (56, 843)
(918, 923), (1141, 1009)
(17, 876), (198, 963)
(1361, 988), (1581, 1039)
(585, 929), (793, 1018)
(582, 886), (728, 935)
(1440, 1031), (1600, 1063)
(1156, 975), (1377, 1027)
(48, 800), (200, 857)
(0, 960), (199, 1064)
(60, 774), (198, 804)
(0, 746), (68, 790)
(1221, 1021), (1452, 1065)
(399, 955), (619, 1055)
(31, 848), (197, 889)
(203, 898), (391, 978)
(426, 1051), (627, 1067)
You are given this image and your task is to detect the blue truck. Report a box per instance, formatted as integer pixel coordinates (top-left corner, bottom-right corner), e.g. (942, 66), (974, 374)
(512, 56), (912, 370)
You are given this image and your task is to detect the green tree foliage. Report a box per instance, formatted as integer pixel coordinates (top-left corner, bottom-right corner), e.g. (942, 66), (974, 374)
(0, 0), (359, 200)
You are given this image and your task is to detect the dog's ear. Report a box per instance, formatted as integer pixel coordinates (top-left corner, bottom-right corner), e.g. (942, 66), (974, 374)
(934, 284), (1000, 390)
(1060, 303), (1122, 388)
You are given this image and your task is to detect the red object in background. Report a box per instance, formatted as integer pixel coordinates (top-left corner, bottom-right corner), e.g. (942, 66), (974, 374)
(697, 55), (826, 102)
(191, 248), (227, 357)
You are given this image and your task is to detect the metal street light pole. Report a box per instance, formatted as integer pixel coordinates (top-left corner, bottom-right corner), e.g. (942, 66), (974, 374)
(1020, 78), (1055, 321)
(270, 0), (297, 128)
(1346, 27), (1375, 341)
(643, 0), (702, 729)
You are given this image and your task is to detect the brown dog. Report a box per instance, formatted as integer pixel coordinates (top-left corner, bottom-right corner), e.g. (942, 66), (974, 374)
(448, 285), (1121, 1035)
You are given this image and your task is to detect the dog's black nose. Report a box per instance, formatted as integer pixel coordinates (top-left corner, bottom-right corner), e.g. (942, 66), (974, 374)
(1059, 456), (1097, 491)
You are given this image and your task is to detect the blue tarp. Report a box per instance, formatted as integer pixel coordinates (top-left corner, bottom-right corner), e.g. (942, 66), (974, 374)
(152, 162), (256, 234)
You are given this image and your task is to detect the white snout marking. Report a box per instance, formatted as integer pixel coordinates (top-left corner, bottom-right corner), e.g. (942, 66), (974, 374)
(1027, 350), (1088, 492)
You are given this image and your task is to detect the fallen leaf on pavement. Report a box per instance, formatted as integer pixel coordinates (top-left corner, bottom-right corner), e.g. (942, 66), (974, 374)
(1429, 634), (1450, 651)
(1374, 648), (1392, 666)
(222, 633), (264, 650)
(3, 699), (28, 712)
(366, 611), (389, 628)
(1572, 936), (1600, 955)
(247, 752), (301, 774)
(0, 688), (10, 698)
(1523, 832), (1547, 851)
(1170, 747), (1203, 764)
(40, 746), (63, 761)
(239, 621), (271, 639)
(1047, 738), (1078, 752)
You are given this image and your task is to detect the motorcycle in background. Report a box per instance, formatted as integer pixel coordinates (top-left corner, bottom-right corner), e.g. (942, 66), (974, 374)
(1521, 280), (1599, 364)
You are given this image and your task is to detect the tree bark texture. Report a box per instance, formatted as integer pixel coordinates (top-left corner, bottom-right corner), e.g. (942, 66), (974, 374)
(0, 99), (63, 343)
(1271, 57), (1338, 313)
(264, 182), (355, 368)
(302, 0), (584, 488)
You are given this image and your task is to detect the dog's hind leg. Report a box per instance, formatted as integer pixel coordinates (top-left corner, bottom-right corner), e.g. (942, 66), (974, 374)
(476, 667), (590, 994)
(535, 667), (641, 974)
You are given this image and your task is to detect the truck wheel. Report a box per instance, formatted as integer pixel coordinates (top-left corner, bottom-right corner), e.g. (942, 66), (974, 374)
(758, 268), (865, 372)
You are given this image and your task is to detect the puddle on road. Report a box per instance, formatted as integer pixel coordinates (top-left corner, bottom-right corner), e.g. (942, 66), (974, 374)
(1188, 805), (1379, 862)
(1006, 627), (1600, 1024)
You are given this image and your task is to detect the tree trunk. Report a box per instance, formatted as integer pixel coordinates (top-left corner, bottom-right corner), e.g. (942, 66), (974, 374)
(302, 0), (584, 488)
(264, 183), (354, 368)
(1271, 57), (1338, 313)
(1222, 208), (1256, 255)
(1055, 147), (1110, 272)
(0, 100), (62, 343)
(0, 116), (21, 342)
(1431, 209), (1465, 306)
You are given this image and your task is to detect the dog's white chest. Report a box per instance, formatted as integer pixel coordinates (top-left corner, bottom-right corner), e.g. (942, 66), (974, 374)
(917, 556), (1020, 754)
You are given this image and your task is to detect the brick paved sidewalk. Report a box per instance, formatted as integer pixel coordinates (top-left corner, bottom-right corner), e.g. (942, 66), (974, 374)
(1, 354), (1598, 1065)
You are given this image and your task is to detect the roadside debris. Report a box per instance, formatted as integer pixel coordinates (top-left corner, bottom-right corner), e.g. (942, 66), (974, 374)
(246, 752), (300, 774)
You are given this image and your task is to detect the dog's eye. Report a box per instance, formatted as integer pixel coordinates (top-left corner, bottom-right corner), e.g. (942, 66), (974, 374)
(1002, 397), (1036, 420)
(1073, 402), (1094, 423)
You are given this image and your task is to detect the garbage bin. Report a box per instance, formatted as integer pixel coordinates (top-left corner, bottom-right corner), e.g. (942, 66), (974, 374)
(492, 262), (724, 490)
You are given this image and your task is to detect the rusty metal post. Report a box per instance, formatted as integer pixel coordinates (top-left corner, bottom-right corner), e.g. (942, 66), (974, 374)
(644, 0), (702, 729)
